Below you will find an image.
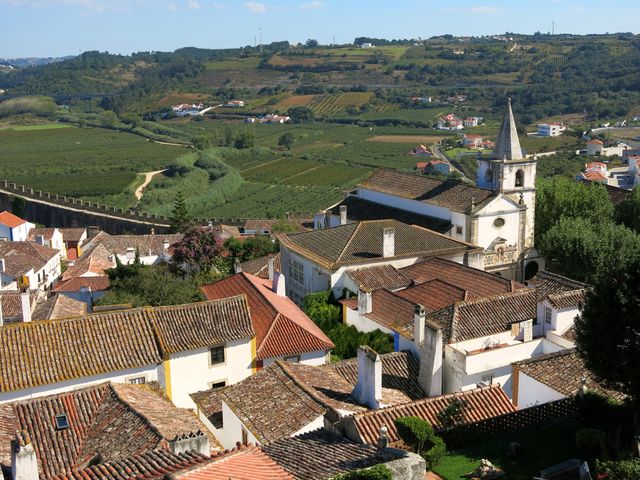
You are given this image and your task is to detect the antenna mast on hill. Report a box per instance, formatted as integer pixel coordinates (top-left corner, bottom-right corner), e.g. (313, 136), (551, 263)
(552, 20), (555, 35)
(259, 27), (263, 53)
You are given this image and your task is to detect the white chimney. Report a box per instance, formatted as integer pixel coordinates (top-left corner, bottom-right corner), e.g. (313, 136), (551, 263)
(126, 247), (135, 262)
(234, 258), (242, 273)
(11, 431), (38, 480)
(35, 235), (45, 246)
(358, 289), (373, 314)
(163, 239), (170, 250)
(413, 304), (426, 350)
(21, 292), (31, 323)
(382, 228), (395, 258)
(272, 271), (286, 297)
(418, 324), (443, 397)
(352, 346), (383, 409)
(339, 205), (348, 226)
(267, 255), (275, 281)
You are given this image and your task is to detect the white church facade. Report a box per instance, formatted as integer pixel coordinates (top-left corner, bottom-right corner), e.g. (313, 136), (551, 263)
(320, 98), (544, 281)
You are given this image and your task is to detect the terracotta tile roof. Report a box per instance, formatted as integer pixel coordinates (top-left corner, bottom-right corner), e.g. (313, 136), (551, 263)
(189, 387), (225, 424)
(328, 196), (452, 234)
(0, 298), (253, 394)
(177, 445), (293, 480)
(0, 211), (27, 229)
(562, 325), (576, 342)
(347, 385), (516, 445)
(62, 243), (114, 280)
(27, 228), (58, 241)
(528, 271), (587, 309)
(85, 232), (183, 257)
(214, 362), (328, 444)
(149, 296), (255, 355)
(327, 351), (425, 401)
(0, 383), (216, 479)
(53, 276), (110, 292)
(58, 228), (87, 242)
(262, 429), (392, 480)
(513, 349), (624, 401)
(347, 265), (412, 292)
(587, 139), (603, 145)
(358, 169), (495, 213)
(396, 279), (480, 312)
(201, 273), (332, 360)
(31, 294), (86, 321)
(400, 257), (524, 297)
(239, 253), (281, 279)
(52, 449), (210, 480)
(580, 171), (607, 182)
(365, 289), (416, 331)
(0, 291), (27, 319)
(400, 288), (537, 343)
(278, 220), (477, 271)
(243, 219), (311, 234)
(0, 241), (60, 277)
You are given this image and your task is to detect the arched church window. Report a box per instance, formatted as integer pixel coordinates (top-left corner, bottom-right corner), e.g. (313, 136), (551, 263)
(485, 168), (493, 183)
(515, 169), (524, 187)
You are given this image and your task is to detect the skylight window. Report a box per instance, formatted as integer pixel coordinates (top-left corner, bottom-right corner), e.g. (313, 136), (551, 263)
(54, 414), (70, 430)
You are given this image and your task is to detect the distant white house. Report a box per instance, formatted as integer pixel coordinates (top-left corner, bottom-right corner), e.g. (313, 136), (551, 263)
(585, 139), (627, 157)
(537, 123), (566, 137)
(0, 211), (35, 242)
(464, 117), (482, 127)
(360, 43), (374, 49)
(225, 100), (245, 108)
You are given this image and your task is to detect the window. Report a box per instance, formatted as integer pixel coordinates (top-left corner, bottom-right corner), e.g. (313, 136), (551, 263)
(455, 225), (463, 235)
(545, 307), (552, 324)
(289, 289), (304, 308)
(485, 168), (493, 183)
(288, 259), (304, 285)
(284, 355), (300, 363)
(210, 345), (225, 365)
(480, 374), (494, 385)
(128, 376), (146, 385)
(515, 169), (524, 187)
(55, 414), (70, 430)
(493, 217), (505, 228)
(209, 380), (226, 389)
(210, 412), (223, 429)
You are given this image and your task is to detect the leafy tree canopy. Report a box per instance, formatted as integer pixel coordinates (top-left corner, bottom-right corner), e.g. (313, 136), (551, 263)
(172, 226), (224, 271)
(615, 186), (640, 235)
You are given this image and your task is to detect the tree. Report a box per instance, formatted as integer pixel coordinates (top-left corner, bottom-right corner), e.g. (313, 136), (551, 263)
(615, 186), (640, 234)
(575, 256), (640, 418)
(278, 132), (294, 150)
(172, 227), (224, 272)
(394, 416), (446, 470)
(234, 128), (255, 149)
(535, 177), (613, 244)
(240, 236), (278, 261)
(287, 106), (315, 123)
(305, 39), (319, 48)
(169, 190), (191, 233)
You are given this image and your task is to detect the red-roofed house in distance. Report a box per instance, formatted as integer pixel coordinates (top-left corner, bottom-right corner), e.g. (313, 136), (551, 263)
(407, 144), (433, 158)
(0, 211), (34, 242)
(27, 227), (66, 259)
(201, 267), (334, 368)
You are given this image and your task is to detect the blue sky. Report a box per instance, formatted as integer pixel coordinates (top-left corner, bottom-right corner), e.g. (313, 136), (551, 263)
(0, 0), (638, 57)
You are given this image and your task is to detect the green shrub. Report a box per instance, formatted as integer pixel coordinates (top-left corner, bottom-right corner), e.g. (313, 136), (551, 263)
(395, 416), (435, 453)
(422, 435), (446, 470)
(596, 458), (640, 479)
(332, 464), (393, 480)
(576, 428), (609, 461)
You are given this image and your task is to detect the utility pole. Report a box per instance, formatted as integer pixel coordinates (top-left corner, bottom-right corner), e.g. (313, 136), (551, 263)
(552, 20), (555, 35)
(259, 27), (262, 53)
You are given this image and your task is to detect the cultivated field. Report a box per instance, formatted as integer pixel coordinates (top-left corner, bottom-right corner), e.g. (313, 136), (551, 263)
(367, 135), (447, 143)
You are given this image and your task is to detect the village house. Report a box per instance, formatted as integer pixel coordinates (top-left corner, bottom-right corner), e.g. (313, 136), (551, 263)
(200, 269), (335, 368)
(27, 227), (65, 259)
(408, 144), (433, 157)
(0, 382), (217, 480)
(512, 349), (625, 409)
(537, 123), (566, 137)
(190, 348), (424, 449)
(417, 159), (451, 176)
(464, 116), (482, 127)
(323, 99), (544, 281)
(224, 99), (245, 107)
(437, 113), (463, 130)
(277, 218), (482, 304)
(0, 211), (35, 242)
(81, 231), (182, 265)
(0, 296), (256, 408)
(58, 227), (87, 260)
(584, 139), (628, 157)
(30, 293), (86, 321)
(0, 241), (61, 292)
(0, 291), (37, 325)
(239, 252), (282, 278)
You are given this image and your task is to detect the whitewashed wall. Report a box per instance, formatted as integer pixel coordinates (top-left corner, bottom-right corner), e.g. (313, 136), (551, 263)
(516, 372), (565, 408)
(262, 349), (329, 367)
(217, 401), (259, 449)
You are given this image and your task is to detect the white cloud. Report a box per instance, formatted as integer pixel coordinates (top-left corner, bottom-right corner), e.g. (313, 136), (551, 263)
(187, 0), (200, 8)
(300, 0), (323, 9)
(244, 1), (266, 13)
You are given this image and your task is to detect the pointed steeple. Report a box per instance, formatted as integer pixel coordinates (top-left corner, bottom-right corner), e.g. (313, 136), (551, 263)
(493, 98), (523, 161)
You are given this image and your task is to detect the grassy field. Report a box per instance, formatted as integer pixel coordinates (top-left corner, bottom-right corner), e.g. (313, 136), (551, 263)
(0, 126), (185, 208)
(0, 123), (74, 131)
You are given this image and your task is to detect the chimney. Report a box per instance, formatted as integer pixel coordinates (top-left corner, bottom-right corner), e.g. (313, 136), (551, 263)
(21, 292), (31, 323)
(521, 319), (533, 342)
(11, 431), (38, 480)
(150, 228), (155, 235)
(267, 255), (275, 281)
(272, 271), (286, 297)
(418, 323), (443, 397)
(339, 205), (348, 226)
(35, 235), (45, 246)
(351, 346), (383, 409)
(0, 258), (5, 273)
(234, 258), (242, 273)
(169, 432), (210, 457)
(413, 304), (426, 351)
(382, 228), (395, 258)
(358, 289), (373, 314)
(163, 239), (170, 251)
(0, 298), (4, 327)
(126, 247), (135, 262)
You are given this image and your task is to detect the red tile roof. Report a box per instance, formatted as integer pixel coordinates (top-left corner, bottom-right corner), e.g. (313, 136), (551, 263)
(177, 445), (293, 480)
(0, 241), (60, 277)
(53, 275), (111, 292)
(346, 385), (516, 445)
(0, 211), (27, 228)
(201, 273), (333, 360)
(347, 265), (412, 292)
(396, 279), (480, 312)
(587, 139), (603, 145)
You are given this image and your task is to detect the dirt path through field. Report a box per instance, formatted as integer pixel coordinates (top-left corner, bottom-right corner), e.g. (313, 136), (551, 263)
(135, 170), (166, 200)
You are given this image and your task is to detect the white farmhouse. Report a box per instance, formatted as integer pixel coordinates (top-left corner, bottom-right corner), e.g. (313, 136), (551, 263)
(537, 123), (566, 137)
(0, 211), (35, 242)
(82, 231), (183, 265)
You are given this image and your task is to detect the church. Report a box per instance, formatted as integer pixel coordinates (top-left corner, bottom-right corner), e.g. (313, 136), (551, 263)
(321, 98), (544, 281)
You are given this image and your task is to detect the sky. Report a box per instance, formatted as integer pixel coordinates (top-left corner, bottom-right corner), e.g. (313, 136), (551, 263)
(0, 0), (638, 58)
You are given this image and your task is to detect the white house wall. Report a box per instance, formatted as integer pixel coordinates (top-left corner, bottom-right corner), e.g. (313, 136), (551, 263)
(357, 188), (452, 222)
(167, 338), (254, 409)
(262, 349), (329, 367)
(0, 364), (160, 404)
(344, 306), (395, 335)
(475, 208), (521, 250)
(217, 401), (259, 450)
(516, 372), (565, 408)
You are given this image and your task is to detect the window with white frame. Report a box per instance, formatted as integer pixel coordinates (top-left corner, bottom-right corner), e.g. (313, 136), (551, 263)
(210, 345), (225, 366)
(288, 258), (304, 285)
(127, 376), (147, 385)
(544, 307), (552, 324)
